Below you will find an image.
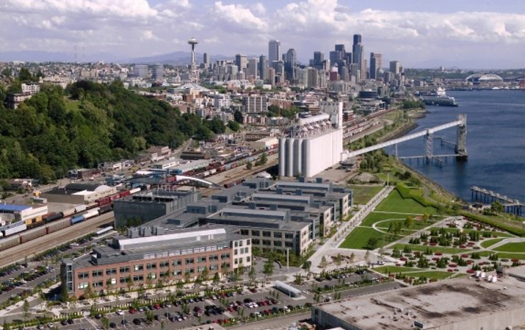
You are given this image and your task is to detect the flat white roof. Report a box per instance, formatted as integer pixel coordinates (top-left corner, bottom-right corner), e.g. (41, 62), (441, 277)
(118, 228), (226, 250)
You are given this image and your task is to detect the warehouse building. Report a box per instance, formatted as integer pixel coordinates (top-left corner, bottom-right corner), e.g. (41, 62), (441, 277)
(61, 226), (251, 298)
(113, 190), (201, 228)
(0, 204), (48, 227)
(312, 271), (525, 330)
(279, 102), (344, 178)
(41, 183), (117, 204)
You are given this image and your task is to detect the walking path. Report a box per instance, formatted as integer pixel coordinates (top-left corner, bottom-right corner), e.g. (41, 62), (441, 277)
(308, 186), (394, 273)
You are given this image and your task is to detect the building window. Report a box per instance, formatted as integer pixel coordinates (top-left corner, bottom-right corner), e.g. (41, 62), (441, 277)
(253, 239), (260, 245)
(91, 270), (103, 278)
(134, 265), (144, 272)
(198, 266), (206, 273)
(119, 266), (130, 274)
(110, 278), (117, 285)
(285, 242), (294, 248)
(77, 282), (89, 289)
(246, 239), (251, 245)
(146, 263), (157, 270)
(173, 260), (182, 266)
(262, 240), (271, 246)
(240, 229), (249, 235)
(198, 256), (207, 263)
(159, 261), (170, 268)
(285, 233), (294, 239)
(147, 273), (156, 280)
(210, 264), (218, 271)
(106, 268), (117, 275)
(263, 231), (271, 237)
(234, 241), (238, 247)
(209, 255), (219, 261)
(274, 232), (282, 238)
(77, 272), (89, 279)
(274, 241), (282, 247)
(93, 281), (104, 288)
(185, 258), (194, 265)
(173, 270), (182, 276)
(119, 277), (129, 284)
(245, 247), (250, 254)
(133, 275), (144, 282)
(239, 241), (243, 247)
(251, 230), (260, 236)
(246, 256), (251, 263)
(234, 249), (238, 256)
(221, 253), (230, 260)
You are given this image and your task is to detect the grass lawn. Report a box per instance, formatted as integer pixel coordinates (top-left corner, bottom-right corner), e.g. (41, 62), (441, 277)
(391, 244), (472, 255)
(375, 189), (436, 214)
(65, 99), (80, 112)
(491, 252), (525, 260)
(361, 212), (406, 227)
(493, 242), (525, 252)
(407, 271), (454, 280)
(480, 238), (504, 249)
(374, 266), (418, 274)
(340, 227), (388, 249)
(349, 185), (383, 205)
(377, 219), (435, 232)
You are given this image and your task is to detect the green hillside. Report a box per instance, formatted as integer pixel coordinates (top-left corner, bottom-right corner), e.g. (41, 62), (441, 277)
(0, 80), (221, 183)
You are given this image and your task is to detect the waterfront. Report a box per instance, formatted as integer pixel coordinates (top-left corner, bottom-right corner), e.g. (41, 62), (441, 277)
(394, 90), (525, 203)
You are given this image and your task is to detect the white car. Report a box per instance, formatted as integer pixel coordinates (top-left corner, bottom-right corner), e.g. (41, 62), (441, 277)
(116, 310), (124, 316)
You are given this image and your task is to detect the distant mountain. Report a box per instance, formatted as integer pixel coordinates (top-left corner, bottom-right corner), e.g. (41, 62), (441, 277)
(122, 51), (232, 65)
(0, 50), (118, 63)
(410, 58), (524, 70)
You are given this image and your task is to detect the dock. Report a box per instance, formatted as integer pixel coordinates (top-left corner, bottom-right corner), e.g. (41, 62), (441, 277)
(471, 186), (524, 216)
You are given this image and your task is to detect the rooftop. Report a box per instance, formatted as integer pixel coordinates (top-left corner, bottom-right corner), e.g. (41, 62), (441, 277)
(315, 274), (525, 330)
(0, 204), (31, 212)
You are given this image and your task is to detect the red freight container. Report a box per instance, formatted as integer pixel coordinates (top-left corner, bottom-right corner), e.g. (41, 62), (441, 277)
(97, 197), (111, 206)
(119, 190), (131, 198)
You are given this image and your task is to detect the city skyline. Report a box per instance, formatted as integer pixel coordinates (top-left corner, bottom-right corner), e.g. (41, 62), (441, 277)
(1, 0), (525, 68)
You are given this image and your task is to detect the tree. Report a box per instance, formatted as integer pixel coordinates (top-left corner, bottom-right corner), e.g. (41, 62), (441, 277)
(367, 237), (380, 250)
(263, 259), (274, 280)
(404, 216), (414, 228)
(234, 110), (244, 124)
(201, 267), (210, 283)
(101, 316), (109, 329)
(228, 120), (240, 132)
(491, 201), (504, 214)
(364, 250), (371, 265)
(213, 272), (220, 285)
(319, 256), (328, 269)
(349, 252), (356, 264)
(83, 283), (95, 300)
(23, 300), (30, 320)
(258, 152), (268, 165)
(246, 161), (253, 170)
(335, 254), (342, 267)
(3, 320), (10, 330)
(422, 213), (430, 224)
(248, 266), (257, 283)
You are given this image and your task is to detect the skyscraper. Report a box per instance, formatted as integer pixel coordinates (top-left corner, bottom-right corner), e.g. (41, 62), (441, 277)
(390, 61), (401, 75)
(152, 64), (164, 81)
(135, 64), (149, 78)
(285, 49), (297, 82)
(313, 51), (324, 68)
(247, 58), (258, 79)
(268, 40), (281, 63)
(188, 37), (198, 83)
(203, 53), (210, 69)
(369, 53), (382, 79)
(352, 34), (365, 80)
(235, 54), (247, 72)
(259, 55), (268, 81)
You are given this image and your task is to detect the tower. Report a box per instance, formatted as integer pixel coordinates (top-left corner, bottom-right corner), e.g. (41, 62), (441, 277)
(352, 34), (365, 81)
(268, 40), (281, 63)
(188, 37), (198, 83)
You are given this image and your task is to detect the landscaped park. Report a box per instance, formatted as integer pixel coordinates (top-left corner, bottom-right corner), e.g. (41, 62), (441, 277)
(341, 167), (525, 286)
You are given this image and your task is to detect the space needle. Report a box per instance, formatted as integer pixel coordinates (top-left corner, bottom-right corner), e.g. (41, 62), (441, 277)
(188, 37), (198, 84)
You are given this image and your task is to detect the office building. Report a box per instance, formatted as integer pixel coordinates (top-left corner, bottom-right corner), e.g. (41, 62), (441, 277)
(313, 51), (324, 69)
(203, 53), (210, 69)
(61, 226), (251, 298)
(369, 53), (382, 80)
(307, 67), (319, 88)
(268, 67), (276, 86)
(352, 34), (366, 80)
(134, 64), (149, 79)
(278, 103), (343, 178)
(247, 58), (258, 79)
(390, 60), (401, 75)
(258, 55), (268, 81)
(235, 54), (247, 72)
(268, 40), (281, 63)
(152, 64), (164, 81)
(285, 49), (297, 82)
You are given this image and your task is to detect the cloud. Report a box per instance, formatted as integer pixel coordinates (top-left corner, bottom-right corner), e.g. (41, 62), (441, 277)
(1, 0), (525, 67)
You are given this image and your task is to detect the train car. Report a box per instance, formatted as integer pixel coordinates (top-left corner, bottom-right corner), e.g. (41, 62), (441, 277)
(98, 205), (113, 215)
(4, 222), (27, 237)
(108, 193), (121, 201)
(83, 209), (100, 220)
(71, 215), (86, 225)
(96, 196), (111, 207)
(129, 187), (141, 194)
(95, 226), (113, 236)
(86, 202), (98, 210)
(210, 169), (217, 175)
(203, 171), (210, 177)
(74, 205), (87, 213)
(45, 213), (62, 223)
(20, 227), (46, 243)
(119, 190), (131, 198)
(0, 236), (20, 251)
(46, 220), (70, 234)
(61, 208), (76, 217)
(218, 165), (226, 172)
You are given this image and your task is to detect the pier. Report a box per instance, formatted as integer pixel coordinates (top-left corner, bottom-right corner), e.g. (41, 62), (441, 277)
(471, 186), (524, 216)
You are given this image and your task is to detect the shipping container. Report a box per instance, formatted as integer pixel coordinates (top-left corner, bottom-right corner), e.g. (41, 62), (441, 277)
(20, 227), (46, 243)
(4, 222), (27, 236)
(203, 171), (210, 177)
(0, 236), (20, 251)
(109, 193), (121, 201)
(210, 169), (217, 175)
(97, 197), (111, 207)
(61, 208), (76, 217)
(46, 220), (70, 234)
(74, 205), (87, 213)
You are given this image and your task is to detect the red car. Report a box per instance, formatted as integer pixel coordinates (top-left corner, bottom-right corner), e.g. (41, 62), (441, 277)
(128, 308), (137, 314)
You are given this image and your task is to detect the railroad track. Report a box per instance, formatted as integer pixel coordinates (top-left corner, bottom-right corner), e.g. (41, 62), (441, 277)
(0, 213), (114, 267)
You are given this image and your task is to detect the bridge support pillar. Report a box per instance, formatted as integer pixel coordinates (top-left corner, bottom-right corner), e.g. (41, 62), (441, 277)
(456, 114), (468, 161)
(425, 130), (433, 163)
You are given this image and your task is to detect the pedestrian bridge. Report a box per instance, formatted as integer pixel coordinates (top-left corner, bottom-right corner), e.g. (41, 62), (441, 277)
(341, 114), (467, 162)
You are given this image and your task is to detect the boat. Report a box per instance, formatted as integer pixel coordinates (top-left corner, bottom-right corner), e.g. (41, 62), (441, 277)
(420, 87), (458, 107)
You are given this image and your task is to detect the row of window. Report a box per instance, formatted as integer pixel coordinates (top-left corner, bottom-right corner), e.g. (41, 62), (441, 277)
(80, 254), (231, 280)
(234, 247), (250, 255)
(252, 239), (294, 248)
(242, 230), (295, 239)
(233, 239), (250, 247)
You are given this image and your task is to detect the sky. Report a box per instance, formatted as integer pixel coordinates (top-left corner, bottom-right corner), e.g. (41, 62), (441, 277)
(1, 0), (524, 68)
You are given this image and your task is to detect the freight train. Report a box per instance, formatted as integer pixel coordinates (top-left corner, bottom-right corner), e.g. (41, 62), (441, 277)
(0, 187), (143, 252)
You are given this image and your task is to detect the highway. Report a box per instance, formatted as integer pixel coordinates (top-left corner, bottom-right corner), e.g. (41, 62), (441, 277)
(0, 212), (114, 267)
